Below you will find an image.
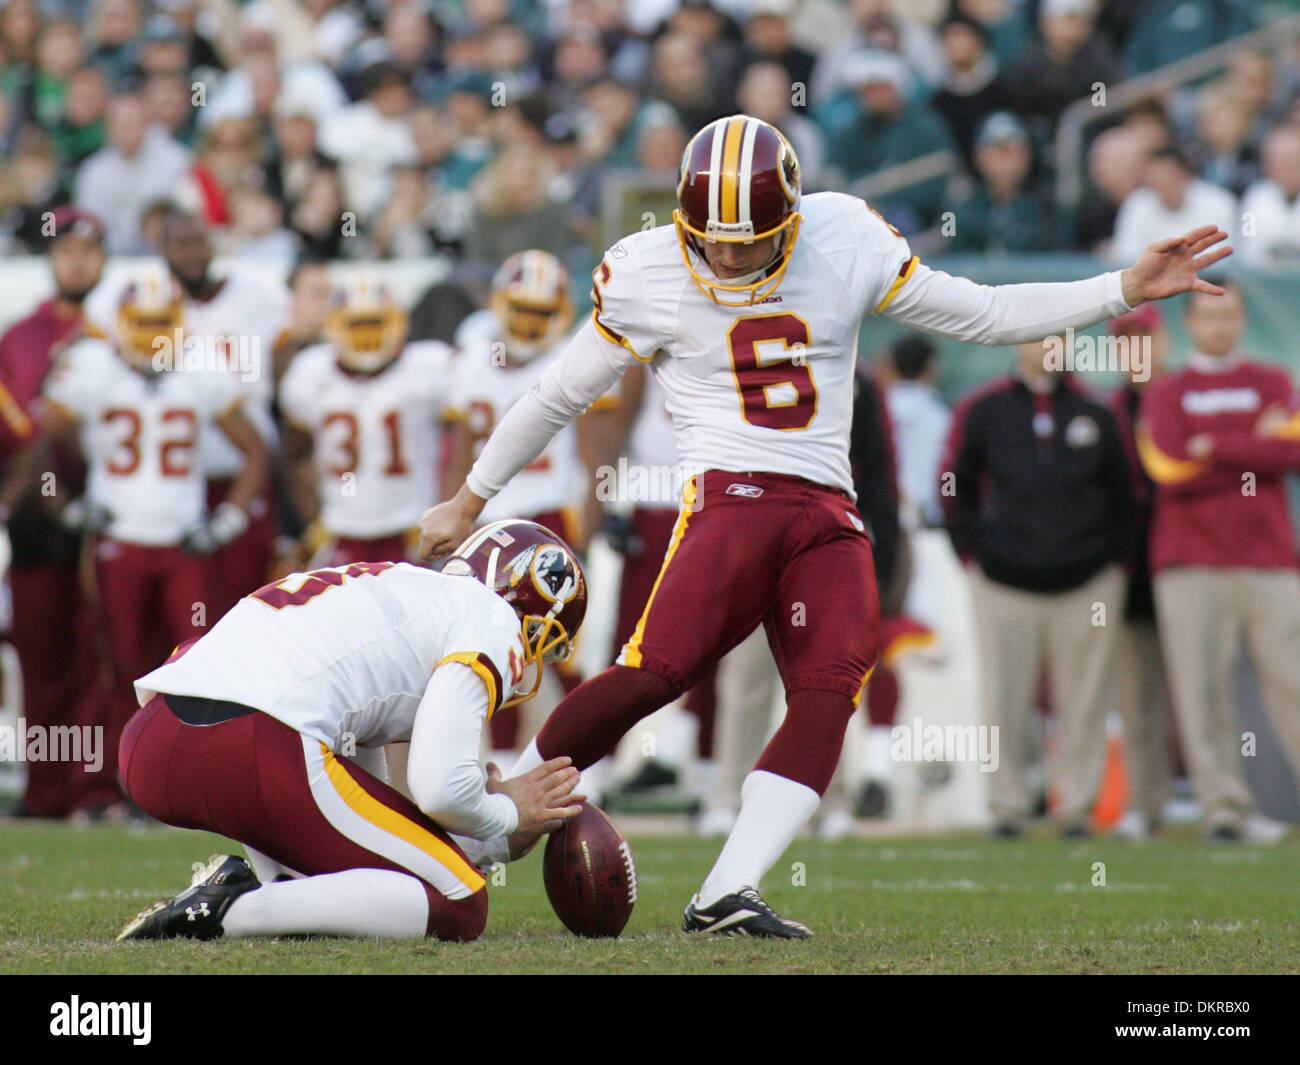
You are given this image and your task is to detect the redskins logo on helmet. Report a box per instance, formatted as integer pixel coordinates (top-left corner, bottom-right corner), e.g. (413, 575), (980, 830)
(444, 519), (588, 708)
(674, 114), (802, 306)
(489, 250), (574, 362)
(117, 266), (184, 372)
(326, 271), (409, 374)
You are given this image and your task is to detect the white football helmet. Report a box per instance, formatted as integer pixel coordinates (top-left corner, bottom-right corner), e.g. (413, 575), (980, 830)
(489, 250), (574, 362)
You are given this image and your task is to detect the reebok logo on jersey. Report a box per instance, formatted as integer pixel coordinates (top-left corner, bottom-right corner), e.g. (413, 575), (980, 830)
(752, 295), (783, 304)
(726, 483), (764, 498)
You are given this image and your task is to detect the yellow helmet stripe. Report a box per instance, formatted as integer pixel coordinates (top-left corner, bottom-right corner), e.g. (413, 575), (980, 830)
(719, 116), (746, 224)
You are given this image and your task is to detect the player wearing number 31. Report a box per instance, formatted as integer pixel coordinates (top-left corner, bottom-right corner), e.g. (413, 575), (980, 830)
(417, 113), (1234, 938)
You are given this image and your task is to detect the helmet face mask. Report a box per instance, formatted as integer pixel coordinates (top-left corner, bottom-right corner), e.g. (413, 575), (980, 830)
(444, 520), (588, 709)
(673, 114), (803, 307)
(490, 250), (574, 362)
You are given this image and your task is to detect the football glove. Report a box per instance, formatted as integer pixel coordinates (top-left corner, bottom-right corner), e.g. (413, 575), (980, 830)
(181, 502), (249, 556)
(59, 498), (115, 534)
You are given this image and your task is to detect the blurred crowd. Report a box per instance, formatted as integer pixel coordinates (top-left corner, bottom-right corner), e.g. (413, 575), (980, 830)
(1, 0), (1297, 274)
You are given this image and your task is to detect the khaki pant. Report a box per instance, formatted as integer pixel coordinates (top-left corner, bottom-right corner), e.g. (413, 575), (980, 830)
(969, 564), (1125, 824)
(1153, 567), (1300, 828)
(1109, 618), (1175, 823)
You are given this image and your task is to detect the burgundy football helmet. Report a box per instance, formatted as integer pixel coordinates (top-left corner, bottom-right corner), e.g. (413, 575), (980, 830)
(443, 519), (587, 706)
(674, 114), (802, 306)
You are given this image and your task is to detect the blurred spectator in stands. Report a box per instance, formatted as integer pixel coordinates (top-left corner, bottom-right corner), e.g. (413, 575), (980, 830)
(380, 4), (443, 102)
(1010, 0), (1120, 138)
(663, 0), (743, 95)
(578, 75), (674, 170)
(482, 19), (543, 98)
(74, 91), (190, 253)
(736, 59), (825, 188)
(289, 164), (348, 259)
(1191, 84), (1258, 197)
(176, 117), (264, 233)
(319, 60), (417, 222)
(1138, 282), (1300, 841)
(243, 0), (361, 69)
(543, 111), (599, 246)
(29, 18), (82, 131)
(813, 0), (945, 106)
(144, 70), (197, 147)
(635, 108), (687, 170)
(1111, 144), (1236, 262)
(224, 182), (299, 260)
(882, 333), (950, 529)
(50, 67), (109, 175)
(949, 110), (1058, 252)
(548, 24), (610, 114)
(1122, 96), (1175, 153)
(203, 13), (345, 131)
(1106, 303), (1176, 841)
(1223, 48), (1284, 147)
(826, 49), (956, 232)
(1073, 125), (1151, 252)
(87, 0), (143, 86)
(467, 141), (570, 266)
(138, 196), (175, 255)
(740, 0), (816, 91)
(271, 255), (333, 380)
(942, 336), (1134, 838)
(649, 30), (730, 132)
(931, 11), (1012, 172)
(369, 164), (442, 259)
(1238, 124), (1300, 267)
(264, 91), (323, 210)
(151, 0), (232, 75)
(0, 0), (40, 97)
(1126, 0), (1255, 77)
(0, 127), (64, 253)
(951, 0), (1031, 69)
(138, 13), (196, 79)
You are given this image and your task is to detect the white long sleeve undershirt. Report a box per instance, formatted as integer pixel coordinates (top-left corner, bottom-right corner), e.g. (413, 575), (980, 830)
(405, 662), (518, 847)
(465, 267), (1132, 502)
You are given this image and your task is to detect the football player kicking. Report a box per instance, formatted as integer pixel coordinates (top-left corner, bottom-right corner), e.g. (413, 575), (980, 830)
(418, 114), (1233, 938)
(115, 520), (587, 943)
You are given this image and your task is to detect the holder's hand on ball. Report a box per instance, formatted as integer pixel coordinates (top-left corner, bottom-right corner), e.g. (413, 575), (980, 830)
(487, 758), (585, 861)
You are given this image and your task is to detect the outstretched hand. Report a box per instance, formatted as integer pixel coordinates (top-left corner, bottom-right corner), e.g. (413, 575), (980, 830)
(1121, 225), (1233, 306)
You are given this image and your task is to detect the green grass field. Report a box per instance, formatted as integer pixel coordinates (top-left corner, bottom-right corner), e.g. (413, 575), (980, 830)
(2, 820), (1297, 974)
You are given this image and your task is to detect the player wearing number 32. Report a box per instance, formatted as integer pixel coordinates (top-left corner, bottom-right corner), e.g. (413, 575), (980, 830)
(27, 271), (267, 806)
(418, 113), (1234, 937)
(115, 520), (587, 943)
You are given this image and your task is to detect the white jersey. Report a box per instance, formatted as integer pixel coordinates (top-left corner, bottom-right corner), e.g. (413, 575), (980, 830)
(464, 191), (1129, 505)
(452, 313), (587, 524)
(280, 341), (454, 537)
(626, 372), (680, 511)
(135, 563), (529, 753)
(88, 267), (291, 478)
(590, 192), (918, 495)
(43, 338), (240, 546)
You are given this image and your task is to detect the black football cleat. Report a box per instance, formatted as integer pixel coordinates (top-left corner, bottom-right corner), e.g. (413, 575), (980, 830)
(116, 854), (260, 942)
(683, 888), (813, 939)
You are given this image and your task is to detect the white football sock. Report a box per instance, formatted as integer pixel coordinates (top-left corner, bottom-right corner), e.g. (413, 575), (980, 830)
(697, 770), (821, 907)
(508, 737), (544, 778)
(222, 868), (429, 939)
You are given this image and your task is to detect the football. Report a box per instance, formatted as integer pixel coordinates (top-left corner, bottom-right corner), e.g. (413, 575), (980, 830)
(542, 802), (637, 938)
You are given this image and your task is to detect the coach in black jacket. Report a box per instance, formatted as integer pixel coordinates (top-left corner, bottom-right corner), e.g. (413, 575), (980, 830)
(941, 338), (1136, 838)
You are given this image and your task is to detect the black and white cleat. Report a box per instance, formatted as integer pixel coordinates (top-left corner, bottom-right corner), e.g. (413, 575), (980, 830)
(682, 887), (813, 939)
(116, 854), (260, 942)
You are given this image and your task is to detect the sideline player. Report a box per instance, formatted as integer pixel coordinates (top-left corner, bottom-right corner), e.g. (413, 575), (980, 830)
(418, 114), (1232, 937)
(12, 272), (266, 807)
(279, 274), (455, 567)
(115, 520), (587, 942)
